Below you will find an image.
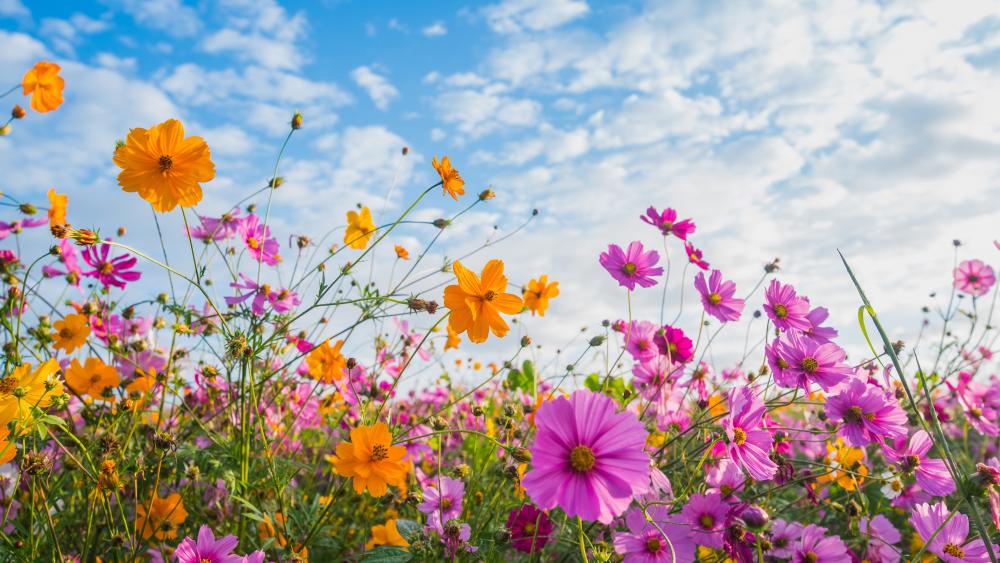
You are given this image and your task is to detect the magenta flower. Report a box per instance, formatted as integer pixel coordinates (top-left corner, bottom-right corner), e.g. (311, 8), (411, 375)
(640, 207), (695, 240)
(418, 475), (465, 531)
(954, 259), (996, 297)
(825, 378), (908, 447)
(772, 333), (852, 392)
(885, 430), (955, 497)
(705, 458), (745, 499)
(632, 356), (681, 399)
(695, 269), (744, 323)
(722, 386), (777, 481)
(770, 519), (803, 559)
(684, 241), (709, 270)
(522, 390), (650, 524)
(654, 325), (693, 364)
(81, 242), (141, 289)
(268, 286), (301, 314)
(614, 505), (695, 563)
(792, 525), (850, 563)
(600, 242), (663, 291)
(804, 306), (838, 343)
(238, 214), (280, 266)
(624, 320), (660, 361)
(189, 208), (243, 242)
(225, 274), (299, 315)
(0, 217), (47, 239)
(681, 491), (728, 548)
(763, 280), (812, 331)
(859, 515), (901, 563)
(949, 371), (1000, 436)
(913, 502), (997, 562)
(506, 504), (553, 553)
(44, 239), (82, 286)
(175, 525), (264, 563)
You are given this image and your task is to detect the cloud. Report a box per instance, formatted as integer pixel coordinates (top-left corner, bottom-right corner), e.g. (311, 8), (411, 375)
(431, 84), (541, 137)
(0, 0), (28, 17)
(39, 13), (109, 55)
(351, 66), (400, 111)
(483, 0), (589, 34)
(112, 0), (201, 36)
(422, 21), (447, 37)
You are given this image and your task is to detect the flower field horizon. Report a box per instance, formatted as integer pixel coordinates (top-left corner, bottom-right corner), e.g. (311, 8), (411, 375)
(2, 1), (1000, 562)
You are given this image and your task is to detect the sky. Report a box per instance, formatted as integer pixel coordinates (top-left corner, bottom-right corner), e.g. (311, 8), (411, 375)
(1, 0), (999, 371)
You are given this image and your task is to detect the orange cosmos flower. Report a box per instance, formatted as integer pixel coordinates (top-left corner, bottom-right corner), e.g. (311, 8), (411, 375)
(444, 259), (523, 344)
(52, 313), (89, 353)
(327, 422), (409, 496)
(136, 492), (187, 540)
(523, 275), (559, 317)
(366, 519), (409, 550)
(394, 245), (409, 260)
(65, 357), (120, 400)
(444, 325), (461, 350)
(0, 426), (16, 465)
(113, 118), (215, 212)
(345, 207), (375, 250)
(21, 61), (65, 113)
(47, 188), (68, 227)
(306, 339), (347, 383)
(816, 438), (868, 491)
(432, 156), (465, 201)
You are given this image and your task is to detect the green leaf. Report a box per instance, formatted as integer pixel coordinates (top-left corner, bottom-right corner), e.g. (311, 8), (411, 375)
(583, 373), (601, 392)
(395, 519), (422, 541)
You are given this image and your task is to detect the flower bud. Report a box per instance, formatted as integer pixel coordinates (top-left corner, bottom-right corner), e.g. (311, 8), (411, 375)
(511, 447), (532, 463)
(520, 335), (532, 347)
(290, 111), (303, 130)
(18, 203), (36, 215)
(588, 336), (606, 347)
(11, 105), (26, 119)
(741, 505), (769, 529)
(478, 189), (495, 201)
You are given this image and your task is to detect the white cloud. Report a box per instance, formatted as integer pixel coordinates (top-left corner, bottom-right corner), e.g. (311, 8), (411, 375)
(39, 13), (109, 55)
(431, 84), (541, 137)
(0, 0), (28, 17)
(113, 0), (201, 36)
(483, 0), (589, 34)
(351, 66), (400, 111)
(95, 52), (137, 72)
(422, 21), (447, 37)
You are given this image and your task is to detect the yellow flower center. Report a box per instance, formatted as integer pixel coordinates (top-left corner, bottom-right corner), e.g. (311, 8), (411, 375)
(699, 514), (715, 529)
(709, 292), (722, 305)
(99, 262), (114, 275)
(773, 304), (788, 318)
(523, 522), (536, 534)
(803, 552), (819, 563)
(569, 445), (596, 472)
(720, 484), (732, 496)
(484, 290), (496, 301)
(777, 357), (790, 369)
(158, 155), (173, 173)
(622, 262), (638, 275)
(800, 357), (819, 374)
(943, 544), (965, 558)
(247, 237), (260, 250)
(732, 427), (747, 445)
(0, 376), (19, 395)
(844, 405), (864, 423)
(370, 443), (389, 462)
(646, 537), (663, 553)
(971, 407), (983, 417)
(441, 497), (452, 510)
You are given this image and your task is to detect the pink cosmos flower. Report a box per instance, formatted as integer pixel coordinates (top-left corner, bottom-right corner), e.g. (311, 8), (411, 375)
(0, 217), (47, 239)
(238, 214), (280, 266)
(600, 242), (663, 291)
(684, 241), (709, 270)
(225, 274), (299, 315)
(804, 306), (838, 343)
(81, 242), (141, 289)
(772, 332), (852, 392)
(949, 371), (1000, 436)
(705, 459), (745, 499)
(859, 514), (901, 563)
(395, 318), (431, 362)
(954, 259), (996, 297)
(654, 325), (693, 364)
(189, 208), (243, 242)
(825, 378), (908, 447)
(885, 430), (955, 497)
(913, 502), (997, 562)
(632, 356), (681, 400)
(763, 280), (812, 332)
(506, 504), (553, 553)
(624, 320), (660, 361)
(43, 239), (83, 286)
(770, 519), (803, 558)
(681, 491), (728, 548)
(175, 525), (264, 563)
(722, 386), (777, 481)
(418, 475), (465, 532)
(695, 270), (744, 323)
(522, 390), (650, 524)
(614, 505), (695, 563)
(792, 524), (850, 563)
(640, 207), (695, 240)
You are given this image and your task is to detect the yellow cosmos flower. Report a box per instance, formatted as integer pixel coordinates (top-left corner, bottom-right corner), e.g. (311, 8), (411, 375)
(65, 357), (120, 400)
(21, 61), (65, 113)
(366, 519), (409, 550)
(345, 207), (375, 250)
(0, 427), (17, 465)
(113, 118), (215, 212)
(47, 188), (68, 227)
(523, 275), (559, 317)
(0, 359), (64, 428)
(444, 259), (523, 343)
(306, 339), (347, 383)
(327, 422), (409, 497)
(52, 313), (89, 353)
(816, 438), (868, 491)
(432, 156), (465, 201)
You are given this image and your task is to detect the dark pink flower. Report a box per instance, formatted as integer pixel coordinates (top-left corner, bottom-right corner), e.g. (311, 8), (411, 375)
(624, 320), (660, 361)
(600, 241), (663, 290)
(81, 242), (141, 289)
(684, 241), (709, 270)
(654, 325), (693, 364)
(507, 504), (553, 554)
(792, 524), (850, 563)
(614, 505), (695, 562)
(640, 206), (695, 240)
(188, 208), (243, 242)
(0, 217), (47, 239)
(238, 214), (280, 266)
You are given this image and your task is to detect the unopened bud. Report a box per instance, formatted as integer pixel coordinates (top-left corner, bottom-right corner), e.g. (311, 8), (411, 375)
(11, 105), (26, 119)
(18, 203), (36, 215)
(290, 111), (303, 130)
(479, 189), (495, 201)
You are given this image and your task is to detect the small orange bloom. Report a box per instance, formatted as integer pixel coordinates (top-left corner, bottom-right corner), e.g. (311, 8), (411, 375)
(327, 422), (409, 496)
(394, 245), (409, 260)
(306, 339), (347, 383)
(52, 313), (89, 353)
(444, 325), (461, 350)
(21, 61), (65, 113)
(444, 260), (523, 343)
(523, 275), (559, 317)
(258, 512), (289, 547)
(432, 156), (465, 201)
(113, 118), (215, 212)
(65, 357), (120, 399)
(47, 188), (68, 227)
(366, 519), (409, 550)
(345, 207), (375, 250)
(816, 438), (868, 491)
(135, 492), (187, 540)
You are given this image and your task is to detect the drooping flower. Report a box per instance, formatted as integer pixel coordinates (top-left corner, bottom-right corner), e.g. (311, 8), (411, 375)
(913, 502), (996, 562)
(65, 357), (120, 400)
(21, 61), (64, 113)
(327, 422), (409, 496)
(695, 270), (744, 323)
(47, 188), (68, 227)
(763, 280), (812, 332)
(135, 492), (188, 540)
(722, 386), (777, 481)
(825, 378), (908, 446)
(522, 390), (650, 524)
(640, 207), (695, 240)
(306, 339), (347, 383)
(681, 492), (728, 548)
(432, 156), (465, 201)
(792, 524), (850, 563)
(418, 476), (465, 531)
(175, 525), (264, 563)
(614, 505), (696, 562)
(601, 242), (663, 290)
(81, 242), (141, 289)
(885, 430), (955, 497)
(238, 214), (280, 265)
(523, 275), (559, 317)
(804, 306), (838, 343)
(443, 259), (523, 344)
(52, 313), (89, 353)
(345, 206), (376, 250)
(954, 259), (996, 297)
(113, 118), (215, 212)
(507, 504), (553, 553)
(684, 241), (709, 270)
(366, 519), (410, 550)
(772, 332), (852, 392)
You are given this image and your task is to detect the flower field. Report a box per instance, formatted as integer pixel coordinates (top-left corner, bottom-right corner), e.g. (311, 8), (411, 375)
(3, 60), (1000, 563)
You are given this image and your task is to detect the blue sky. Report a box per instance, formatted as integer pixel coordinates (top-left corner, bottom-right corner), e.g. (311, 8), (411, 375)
(2, 0), (1000, 365)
